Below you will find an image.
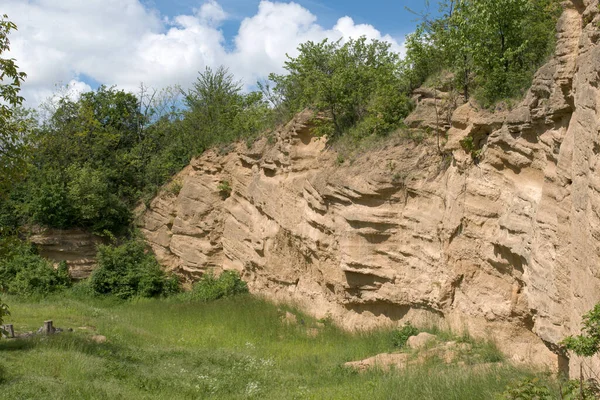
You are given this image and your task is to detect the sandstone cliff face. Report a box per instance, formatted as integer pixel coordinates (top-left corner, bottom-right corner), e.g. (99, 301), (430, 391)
(140, 1), (600, 372)
(29, 227), (104, 280)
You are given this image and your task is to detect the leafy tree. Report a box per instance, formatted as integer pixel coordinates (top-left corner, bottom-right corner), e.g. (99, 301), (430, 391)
(268, 37), (412, 139)
(183, 66), (272, 153)
(0, 14), (28, 195)
(405, 0), (561, 105)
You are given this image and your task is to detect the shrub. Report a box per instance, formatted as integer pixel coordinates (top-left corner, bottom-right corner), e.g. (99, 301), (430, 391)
(217, 180), (232, 199)
(267, 37), (412, 139)
(500, 377), (600, 400)
(391, 322), (420, 348)
(187, 270), (248, 302)
(562, 303), (600, 357)
(89, 240), (180, 299)
(0, 241), (72, 296)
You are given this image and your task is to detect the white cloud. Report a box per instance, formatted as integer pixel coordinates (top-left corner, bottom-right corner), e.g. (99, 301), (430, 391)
(3, 0), (406, 106)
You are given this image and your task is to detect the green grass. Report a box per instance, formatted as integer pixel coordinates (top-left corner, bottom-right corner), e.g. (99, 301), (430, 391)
(0, 294), (543, 399)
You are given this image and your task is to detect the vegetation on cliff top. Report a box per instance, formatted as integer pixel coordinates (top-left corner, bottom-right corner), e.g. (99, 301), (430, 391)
(0, 1), (561, 237)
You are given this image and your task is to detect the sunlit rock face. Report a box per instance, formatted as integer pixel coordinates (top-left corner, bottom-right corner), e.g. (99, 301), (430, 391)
(140, 1), (600, 374)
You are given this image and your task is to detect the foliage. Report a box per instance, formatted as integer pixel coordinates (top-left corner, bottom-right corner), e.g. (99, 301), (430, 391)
(390, 322), (420, 348)
(3, 67), (272, 235)
(0, 241), (71, 296)
(563, 303), (600, 357)
(217, 180), (232, 198)
(499, 377), (553, 399)
(185, 270), (248, 302)
(500, 377), (600, 400)
(0, 15), (28, 195)
(405, 0), (562, 106)
(89, 240), (180, 299)
(183, 66), (273, 153)
(267, 37), (412, 139)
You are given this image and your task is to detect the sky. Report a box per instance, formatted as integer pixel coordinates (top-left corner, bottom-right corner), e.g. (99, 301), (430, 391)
(3, 0), (434, 107)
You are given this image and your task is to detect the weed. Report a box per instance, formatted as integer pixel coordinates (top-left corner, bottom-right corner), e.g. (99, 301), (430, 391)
(217, 180), (232, 199)
(166, 179), (183, 197)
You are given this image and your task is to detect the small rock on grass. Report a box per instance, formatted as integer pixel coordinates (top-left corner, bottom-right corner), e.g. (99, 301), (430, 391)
(407, 332), (437, 349)
(91, 335), (107, 344)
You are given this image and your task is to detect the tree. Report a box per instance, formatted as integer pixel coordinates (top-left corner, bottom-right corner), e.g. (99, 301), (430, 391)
(404, 0), (561, 105)
(183, 66), (271, 153)
(0, 14), (28, 195)
(268, 37), (412, 139)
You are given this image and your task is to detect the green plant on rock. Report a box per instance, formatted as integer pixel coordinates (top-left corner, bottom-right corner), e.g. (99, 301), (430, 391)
(218, 180), (232, 199)
(166, 179), (183, 197)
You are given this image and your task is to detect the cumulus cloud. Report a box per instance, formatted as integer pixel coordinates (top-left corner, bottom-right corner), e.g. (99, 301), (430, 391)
(3, 0), (406, 106)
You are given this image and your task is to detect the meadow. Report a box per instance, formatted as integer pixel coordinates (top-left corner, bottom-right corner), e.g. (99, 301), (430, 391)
(0, 293), (548, 399)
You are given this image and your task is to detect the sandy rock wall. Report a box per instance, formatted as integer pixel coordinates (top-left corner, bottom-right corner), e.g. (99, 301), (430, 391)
(140, 1), (600, 373)
(29, 227), (105, 280)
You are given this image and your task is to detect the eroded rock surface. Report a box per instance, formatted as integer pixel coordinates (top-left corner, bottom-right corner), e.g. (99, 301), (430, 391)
(140, 1), (600, 374)
(29, 227), (105, 280)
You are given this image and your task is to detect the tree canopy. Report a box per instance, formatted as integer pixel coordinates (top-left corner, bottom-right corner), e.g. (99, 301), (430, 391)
(0, 14), (28, 196)
(404, 0), (561, 105)
(266, 37), (413, 139)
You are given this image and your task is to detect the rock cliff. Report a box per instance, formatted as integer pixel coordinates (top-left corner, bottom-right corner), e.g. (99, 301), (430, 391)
(139, 0), (600, 373)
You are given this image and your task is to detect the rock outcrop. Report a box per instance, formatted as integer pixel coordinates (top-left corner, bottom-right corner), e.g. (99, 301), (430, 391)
(29, 227), (104, 280)
(139, 0), (600, 374)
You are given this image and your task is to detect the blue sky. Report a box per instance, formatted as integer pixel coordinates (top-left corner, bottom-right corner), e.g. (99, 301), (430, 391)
(147, 0), (432, 43)
(5, 0), (437, 106)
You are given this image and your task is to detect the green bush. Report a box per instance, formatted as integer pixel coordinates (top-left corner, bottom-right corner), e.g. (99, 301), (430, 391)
(563, 303), (600, 357)
(390, 322), (420, 348)
(267, 37), (412, 139)
(186, 270), (248, 302)
(89, 240), (180, 299)
(0, 241), (72, 296)
(405, 0), (562, 106)
(500, 377), (600, 400)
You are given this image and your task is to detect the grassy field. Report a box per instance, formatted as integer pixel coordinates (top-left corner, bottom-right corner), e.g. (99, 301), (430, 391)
(0, 294), (543, 399)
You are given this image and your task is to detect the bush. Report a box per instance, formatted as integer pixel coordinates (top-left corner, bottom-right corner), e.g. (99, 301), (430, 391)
(390, 322), (420, 348)
(267, 37), (412, 139)
(500, 377), (600, 400)
(187, 270), (248, 302)
(89, 240), (180, 299)
(0, 241), (71, 296)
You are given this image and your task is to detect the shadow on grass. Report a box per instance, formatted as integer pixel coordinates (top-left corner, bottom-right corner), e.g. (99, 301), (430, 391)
(0, 333), (137, 364)
(0, 339), (36, 352)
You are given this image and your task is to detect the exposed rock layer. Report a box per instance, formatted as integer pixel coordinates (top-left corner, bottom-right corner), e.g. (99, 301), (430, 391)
(29, 227), (104, 280)
(141, 0), (597, 373)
